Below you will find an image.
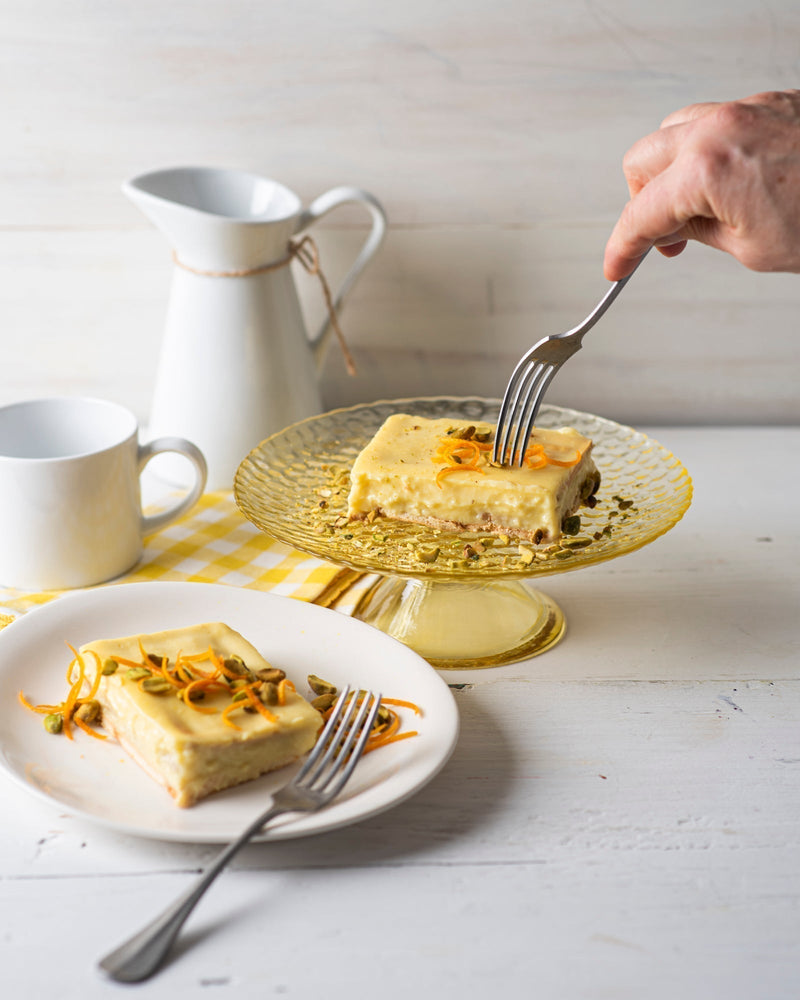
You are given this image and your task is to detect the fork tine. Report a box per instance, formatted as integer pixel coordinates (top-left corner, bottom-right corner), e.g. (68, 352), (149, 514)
(322, 693), (382, 799)
(511, 363), (559, 467)
(494, 355), (534, 464)
(508, 361), (548, 465)
(522, 364), (558, 444)
(309, 690), (370, 790)
(297, 685), (358, 784)
(300, 690), (381, 795)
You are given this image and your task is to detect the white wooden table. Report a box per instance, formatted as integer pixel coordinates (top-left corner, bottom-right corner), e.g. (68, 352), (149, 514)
(2, 426), (798, 1000)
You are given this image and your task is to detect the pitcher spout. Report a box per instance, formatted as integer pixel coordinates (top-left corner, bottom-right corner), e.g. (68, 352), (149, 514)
(122, 166), (302, 272)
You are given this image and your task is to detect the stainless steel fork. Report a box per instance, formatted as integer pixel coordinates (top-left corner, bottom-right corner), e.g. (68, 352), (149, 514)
(97, 686), (381, 984)
(492, 249), (651, 466)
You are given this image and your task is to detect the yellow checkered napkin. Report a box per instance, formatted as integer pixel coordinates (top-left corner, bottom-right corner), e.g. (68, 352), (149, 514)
(0, 492), (344, 620)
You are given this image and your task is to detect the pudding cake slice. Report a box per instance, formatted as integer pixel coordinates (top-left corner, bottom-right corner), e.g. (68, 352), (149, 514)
(347, 414), (600, 543)
(80, 622), (321, 807)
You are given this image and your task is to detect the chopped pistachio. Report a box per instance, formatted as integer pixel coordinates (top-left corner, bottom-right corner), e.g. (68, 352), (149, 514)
(311, 692), (337, 712)
(307, 674), (338, 696)
(75, 699), (102, 722)
(223, 655), (248, 676)
(43, 713), (63, 734)
(259, 682), (279, 705)
(125, 667), (151, 682)
(140, 677), (171, 695)
(252, 667), (286, 684)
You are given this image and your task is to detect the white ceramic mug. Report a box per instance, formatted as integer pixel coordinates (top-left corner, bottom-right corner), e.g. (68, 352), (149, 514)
(0, 397), (207, 591)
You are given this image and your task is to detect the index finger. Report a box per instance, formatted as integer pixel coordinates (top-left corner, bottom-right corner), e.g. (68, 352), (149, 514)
(604, 165), (709, 279)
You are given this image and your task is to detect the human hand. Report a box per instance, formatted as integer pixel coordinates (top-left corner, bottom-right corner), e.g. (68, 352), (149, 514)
(604, 90), (800, 280)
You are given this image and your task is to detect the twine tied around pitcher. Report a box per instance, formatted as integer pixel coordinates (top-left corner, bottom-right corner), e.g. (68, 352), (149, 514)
(171, 235), (357, 376)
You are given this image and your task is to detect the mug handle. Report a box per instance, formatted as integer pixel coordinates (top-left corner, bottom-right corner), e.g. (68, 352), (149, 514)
(296, 186), (387, 354)
(138, 437), (208, 535)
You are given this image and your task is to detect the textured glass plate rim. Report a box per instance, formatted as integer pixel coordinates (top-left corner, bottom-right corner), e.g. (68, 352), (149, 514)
(234, 396), (693, 582)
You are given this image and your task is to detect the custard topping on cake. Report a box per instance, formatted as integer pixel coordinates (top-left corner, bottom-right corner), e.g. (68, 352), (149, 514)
(347, 414), (599, 543)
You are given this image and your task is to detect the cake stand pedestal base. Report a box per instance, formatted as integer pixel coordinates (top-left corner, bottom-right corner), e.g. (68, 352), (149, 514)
(353, 576), (566, 669)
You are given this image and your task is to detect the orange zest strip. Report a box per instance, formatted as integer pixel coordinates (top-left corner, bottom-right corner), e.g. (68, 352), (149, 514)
(111, 654), (158, 671)
(178, 652), (217, 681)
(137, 638), (157, 667)
(61, 654), (87, 741)
(221, 700), (243, 730)
(181, 678), (222, 713)
(434, 431), (582, 481)
(365, 730), (418, 752)
(158, 658), (184, 688)
(543, 448), (581, 467)
(277, 678), (296, 706)
(369, 710), (400, 742)
(74, 715), (108, 741)
(433, 435), (487, 488)
(18, 691), (57, 714)
(435, 464), (484, 488)
(179, 649), (219, 664)
(380, 697), (423, 716)
(211, 648), (243, 681)
(174, 652), (201, 685)
(77, 648), (104, 702)
(523, 444), (548, 470)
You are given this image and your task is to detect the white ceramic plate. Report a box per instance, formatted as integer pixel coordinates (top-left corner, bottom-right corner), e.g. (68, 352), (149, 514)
(0, 582), (459, 842)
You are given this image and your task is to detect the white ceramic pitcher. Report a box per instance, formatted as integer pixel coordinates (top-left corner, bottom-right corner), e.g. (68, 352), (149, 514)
(123, 166), (386, 489)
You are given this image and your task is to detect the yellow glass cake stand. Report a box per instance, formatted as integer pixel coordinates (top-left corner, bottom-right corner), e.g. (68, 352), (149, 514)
(234, 397), (692, 669)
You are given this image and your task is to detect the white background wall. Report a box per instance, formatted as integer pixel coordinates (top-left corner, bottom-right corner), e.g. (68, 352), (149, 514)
(2, 0), (799, 428)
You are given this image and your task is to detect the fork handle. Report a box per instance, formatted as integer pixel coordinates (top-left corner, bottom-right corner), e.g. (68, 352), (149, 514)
(97, 803), (283, 984)
(572, 246), (651, 341)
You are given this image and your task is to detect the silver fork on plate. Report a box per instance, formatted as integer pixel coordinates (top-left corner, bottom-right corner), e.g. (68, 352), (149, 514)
(97, 686), (381, 984)
(492, 248), (651, 466)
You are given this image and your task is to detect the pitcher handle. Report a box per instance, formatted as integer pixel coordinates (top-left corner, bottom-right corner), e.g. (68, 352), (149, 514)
(296, 186), (387, 355)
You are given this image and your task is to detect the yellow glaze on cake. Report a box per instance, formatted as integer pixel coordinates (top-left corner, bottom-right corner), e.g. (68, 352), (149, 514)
(347, 414), (599, 542)
(81, 623), (321, 807)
